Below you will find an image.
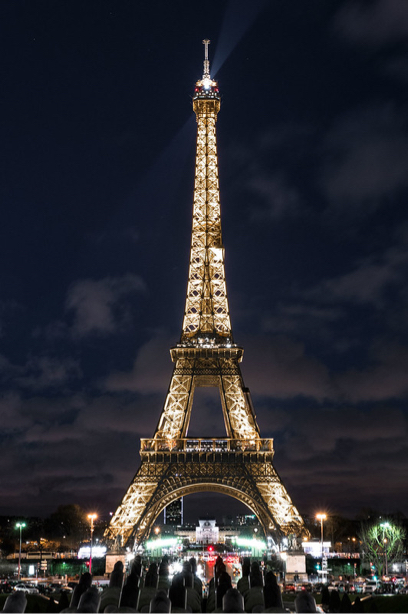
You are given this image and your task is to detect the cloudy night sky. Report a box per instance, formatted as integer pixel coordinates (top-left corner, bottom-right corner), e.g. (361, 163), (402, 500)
(1, 0), (408, 523)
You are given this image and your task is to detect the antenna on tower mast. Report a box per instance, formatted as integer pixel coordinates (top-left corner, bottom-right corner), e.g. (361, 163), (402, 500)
(202, 38), (210, 79)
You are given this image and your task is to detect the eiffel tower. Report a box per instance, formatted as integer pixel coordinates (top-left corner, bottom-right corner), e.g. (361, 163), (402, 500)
(105, 40), (306, 549)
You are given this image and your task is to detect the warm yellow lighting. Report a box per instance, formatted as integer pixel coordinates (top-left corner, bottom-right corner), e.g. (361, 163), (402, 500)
(88, 513), (97, 521)
(103, 45), (308, 548)
(316, 513), (327, 521)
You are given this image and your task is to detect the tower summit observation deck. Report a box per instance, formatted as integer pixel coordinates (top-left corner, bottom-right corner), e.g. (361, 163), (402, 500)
(105, 41), (306, 548)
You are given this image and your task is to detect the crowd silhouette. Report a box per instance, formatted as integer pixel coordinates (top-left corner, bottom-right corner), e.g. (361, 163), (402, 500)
(2, 555), (369, 613)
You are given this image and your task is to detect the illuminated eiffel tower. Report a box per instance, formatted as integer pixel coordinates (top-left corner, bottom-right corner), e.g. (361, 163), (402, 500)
(105, 40), (306, 548)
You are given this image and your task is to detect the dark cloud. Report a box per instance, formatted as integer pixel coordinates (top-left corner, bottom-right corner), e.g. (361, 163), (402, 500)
(241, 335), (333, 401)
(0, 392), (161, 515)
(335, 341), (408, 402)
(306, 239), (408, 308)
(261, 303), (343, 339)
(249, 172), (303, 221)
(66, 274), (146, 338)
(241, 332), (408, 405)
(105, 331), (174, 394)
(225, 122), (313, 223)
(382, 53), (408, 81)
(333, 0), (408, 47)
(320, 104), (408, 215)
(15, 356), (82, 391)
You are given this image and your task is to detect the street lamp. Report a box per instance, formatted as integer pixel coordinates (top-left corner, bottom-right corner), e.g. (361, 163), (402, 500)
(16, 522), (26, 581)
(316, 513), (327, 582)
(87, 514), (97, 574)
(380, 522), (390, 577)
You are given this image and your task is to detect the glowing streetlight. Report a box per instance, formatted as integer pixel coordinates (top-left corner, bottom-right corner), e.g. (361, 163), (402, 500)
(87, 514), (97, 574)
(380, 522), (390, 576)
(16, 522), (26, 580)
(316, 513), (327, 582)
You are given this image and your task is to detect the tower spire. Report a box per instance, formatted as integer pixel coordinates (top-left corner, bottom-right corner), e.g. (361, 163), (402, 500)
(202, 38), (211, 79)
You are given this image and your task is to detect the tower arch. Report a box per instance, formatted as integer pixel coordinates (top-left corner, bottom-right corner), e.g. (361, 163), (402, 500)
(130, 481), (275, 546)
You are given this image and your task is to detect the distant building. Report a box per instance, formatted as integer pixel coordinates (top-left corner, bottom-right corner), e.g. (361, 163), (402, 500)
(173, 517), (241, 545)
(164, 498), (183, 525)
(196, 519), (219, 544)
(221, 515), (235, 526)
(236, 514), (257, 526)
(301, 539), (331, 556)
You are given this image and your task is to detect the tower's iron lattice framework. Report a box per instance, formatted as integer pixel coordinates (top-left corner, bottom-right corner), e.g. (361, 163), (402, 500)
(105, 41), (306, 548)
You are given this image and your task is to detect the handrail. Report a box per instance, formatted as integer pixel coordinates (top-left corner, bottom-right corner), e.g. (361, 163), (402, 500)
(140, 437), (273, 453)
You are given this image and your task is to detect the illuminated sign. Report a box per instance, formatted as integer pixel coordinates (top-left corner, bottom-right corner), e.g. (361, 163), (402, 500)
(78, 546), (107, 559)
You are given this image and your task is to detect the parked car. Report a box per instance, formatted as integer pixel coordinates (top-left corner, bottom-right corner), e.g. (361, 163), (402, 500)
(363, 580), (378, 594)
(13, 583), (39, 594)
(51, 584), (72, 593)
(298, 583), (313, 592)
(283, 583), (296, 593)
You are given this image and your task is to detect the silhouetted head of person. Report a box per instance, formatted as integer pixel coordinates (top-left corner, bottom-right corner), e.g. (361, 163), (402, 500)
(215, 561), (226, 582)
(131, 556), (143, 577)
(70, 572), (93, 609)
(295, 591), (317, 613)
(329, 589), (341, 612)
(351, 596), (364, 613)
(2, 591), (27, 613)
(249, 562), (263, 588)
(79, 572), (92, 588)
(159, 561), (169, 577)
(181, 560), (194, 587)
(189, 557), (197, 574)
(216, 572), (232, 608)
(120, 569), (140, 609)
(241, 557), (251, 577)
(145, 562), (158, 587)
(321, 585), (330, 605)
(219, 571), (232, 587)
(264, 570), (278, 586)
(149, 589), (171, 613)
(263, 570), (283, 608)
(215, 555), (224, 576)
(109, 560), (124, 588)
(222, 588), (245, 613)
(77, 586), (101, 613)
(169, 581), (186, 609)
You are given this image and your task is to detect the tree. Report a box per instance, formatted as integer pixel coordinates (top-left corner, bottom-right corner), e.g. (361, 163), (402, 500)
(44, 504), (88, 548)
(359, 520), (406, 577)
(0, 537), (16, 557)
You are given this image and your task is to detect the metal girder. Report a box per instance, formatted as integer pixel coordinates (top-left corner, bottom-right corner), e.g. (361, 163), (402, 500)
(105, 451), (306, 548)
(182, 103), (231, 340)
(104, 63), (307, 549)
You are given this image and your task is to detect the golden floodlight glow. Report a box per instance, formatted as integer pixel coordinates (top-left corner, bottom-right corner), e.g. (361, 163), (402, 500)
(104, 41), (308, 549)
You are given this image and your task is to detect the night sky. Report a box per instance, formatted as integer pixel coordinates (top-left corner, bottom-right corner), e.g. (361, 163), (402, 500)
(1, 0), (408, 524)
